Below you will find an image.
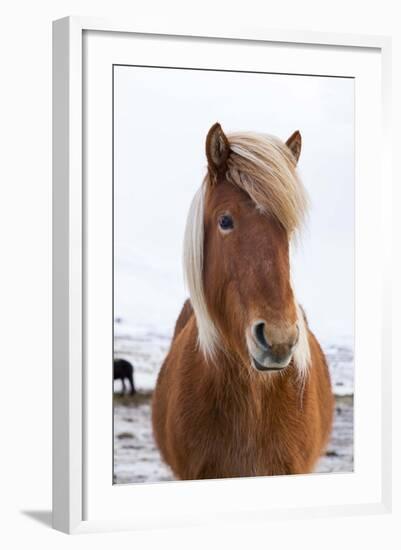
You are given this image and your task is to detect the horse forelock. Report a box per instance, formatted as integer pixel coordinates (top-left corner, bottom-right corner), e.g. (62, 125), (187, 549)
(183, 132), (311, 376)
(226, 132), (308, 236)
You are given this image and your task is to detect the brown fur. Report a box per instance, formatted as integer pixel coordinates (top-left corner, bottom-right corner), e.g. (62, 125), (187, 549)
(152, 124), (334, 480)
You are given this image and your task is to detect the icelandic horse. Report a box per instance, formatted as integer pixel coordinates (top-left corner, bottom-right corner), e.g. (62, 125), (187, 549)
(152, 123), (333, 479)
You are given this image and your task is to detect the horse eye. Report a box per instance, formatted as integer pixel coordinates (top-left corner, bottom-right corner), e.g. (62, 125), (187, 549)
(218, 214), (234, 231)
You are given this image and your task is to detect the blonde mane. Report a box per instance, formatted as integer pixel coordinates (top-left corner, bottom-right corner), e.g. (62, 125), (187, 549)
(183, 132), (310, 375)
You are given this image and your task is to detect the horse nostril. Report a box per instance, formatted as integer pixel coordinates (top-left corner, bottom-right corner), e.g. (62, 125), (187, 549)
(253, 322), (271, 351)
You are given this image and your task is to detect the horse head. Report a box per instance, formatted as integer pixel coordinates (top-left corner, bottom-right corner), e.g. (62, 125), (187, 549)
(184, 123), (310, 376)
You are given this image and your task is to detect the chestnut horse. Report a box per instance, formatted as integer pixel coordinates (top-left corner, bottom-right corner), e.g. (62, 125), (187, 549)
(152, 123), (333, 479)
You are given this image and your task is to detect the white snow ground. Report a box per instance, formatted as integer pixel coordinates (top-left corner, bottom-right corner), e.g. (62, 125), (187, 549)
(113, 321), (354, 484)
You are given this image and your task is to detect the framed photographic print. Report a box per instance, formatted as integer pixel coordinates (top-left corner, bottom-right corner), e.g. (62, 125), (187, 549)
(52, 17), (392, 533)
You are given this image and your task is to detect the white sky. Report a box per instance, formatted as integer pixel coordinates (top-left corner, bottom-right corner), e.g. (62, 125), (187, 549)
(114, 66), (354, 345)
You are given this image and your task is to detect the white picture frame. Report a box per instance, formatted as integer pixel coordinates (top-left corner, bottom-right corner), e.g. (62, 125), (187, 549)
(52, 16), (392, 534)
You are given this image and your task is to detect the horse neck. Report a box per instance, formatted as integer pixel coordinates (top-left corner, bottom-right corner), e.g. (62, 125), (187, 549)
(185, 312), (306, 413)
(200, 341), (302, 406)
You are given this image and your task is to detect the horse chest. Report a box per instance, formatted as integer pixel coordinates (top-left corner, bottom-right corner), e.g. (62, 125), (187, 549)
(185, 387), (298, 474)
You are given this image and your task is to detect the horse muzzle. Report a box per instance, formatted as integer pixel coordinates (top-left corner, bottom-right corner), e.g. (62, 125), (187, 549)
(247, 321), (299, 372)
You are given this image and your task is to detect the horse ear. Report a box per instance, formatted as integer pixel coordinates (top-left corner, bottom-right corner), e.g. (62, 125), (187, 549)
(205, 122), (230, 178)
(285, 130), (302, 163)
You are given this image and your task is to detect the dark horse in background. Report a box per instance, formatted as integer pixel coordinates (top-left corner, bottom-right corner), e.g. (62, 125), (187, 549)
(114, 358), (136, 395)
